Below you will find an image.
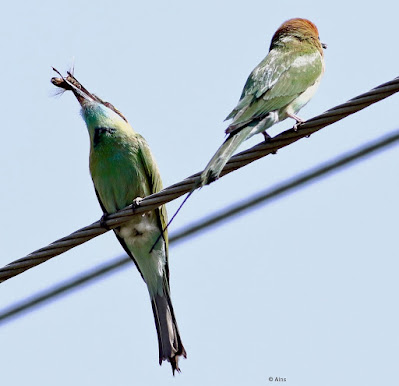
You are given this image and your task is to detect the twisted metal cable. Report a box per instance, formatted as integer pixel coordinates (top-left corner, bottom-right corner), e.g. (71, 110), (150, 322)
(1, 129), (399, 324)
(1, 76), (399, 283)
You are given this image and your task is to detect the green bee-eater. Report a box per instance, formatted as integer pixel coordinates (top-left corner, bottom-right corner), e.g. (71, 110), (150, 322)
(200, 18), (326, 185)
(52, 71), (186, 373)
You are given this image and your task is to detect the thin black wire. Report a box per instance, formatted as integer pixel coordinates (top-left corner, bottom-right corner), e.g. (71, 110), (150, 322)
(0, 258), (130, 323)
(1, 130), (398, 325)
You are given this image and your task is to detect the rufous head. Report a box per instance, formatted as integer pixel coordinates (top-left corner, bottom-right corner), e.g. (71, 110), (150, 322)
(270, 18), (326, 55)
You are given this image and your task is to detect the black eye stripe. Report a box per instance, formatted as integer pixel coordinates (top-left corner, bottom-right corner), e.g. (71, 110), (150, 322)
(95, 127), (116, 134)
(93, 127), (116, 146)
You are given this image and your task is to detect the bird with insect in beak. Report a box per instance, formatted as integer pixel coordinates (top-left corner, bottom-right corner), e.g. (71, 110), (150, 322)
(200, 18), (326, 185)
(51, 70), (186, 374)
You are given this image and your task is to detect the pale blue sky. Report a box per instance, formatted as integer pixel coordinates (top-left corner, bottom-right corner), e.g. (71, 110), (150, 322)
(1, 1), (398, 385)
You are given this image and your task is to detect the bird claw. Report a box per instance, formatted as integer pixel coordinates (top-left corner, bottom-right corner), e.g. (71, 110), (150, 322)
(132, 197), (143, 212)
(287, 112), (305, 131)
(293, 119), (305, 131)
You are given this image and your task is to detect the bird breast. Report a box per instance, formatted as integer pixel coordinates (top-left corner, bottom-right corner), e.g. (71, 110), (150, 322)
(285, 71), (323, 117)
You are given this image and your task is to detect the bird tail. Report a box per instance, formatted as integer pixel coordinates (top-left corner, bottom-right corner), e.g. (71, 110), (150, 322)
(200, 126), (253, 186)
(151, 280), (186, 375)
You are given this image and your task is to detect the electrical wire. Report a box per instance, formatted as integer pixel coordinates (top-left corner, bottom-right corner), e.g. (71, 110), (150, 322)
(0, 76), (398, 284)
(1, 130), (398, 324)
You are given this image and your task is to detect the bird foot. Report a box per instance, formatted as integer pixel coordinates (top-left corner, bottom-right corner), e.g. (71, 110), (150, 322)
(132, 197), (143, 212)
(287, 112), (305, 131)
(293, 118), (306, 131)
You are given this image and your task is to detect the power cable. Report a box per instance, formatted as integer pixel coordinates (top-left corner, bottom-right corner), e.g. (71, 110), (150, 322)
(1, 76), (398, 283)
(1, 130), (398, 324)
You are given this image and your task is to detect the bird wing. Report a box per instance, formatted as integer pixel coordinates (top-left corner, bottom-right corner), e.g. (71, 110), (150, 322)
(94, 187), (108, 214)
(92, 184), (146, 278)
(136, 135), (169, 268)
(92, 135), (169, 279)
(226, 48), (323, 131)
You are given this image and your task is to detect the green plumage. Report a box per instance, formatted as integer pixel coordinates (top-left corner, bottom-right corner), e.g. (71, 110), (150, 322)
(226, 43), (323, 132)
(86, 112), (171, 291)
(53, 73), (185, 373)
(200, 18), (325, 185)
(88, 118), (167, 245)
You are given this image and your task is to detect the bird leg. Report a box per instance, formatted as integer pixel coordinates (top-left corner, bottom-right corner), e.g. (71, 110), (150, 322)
(287, 112), (305, 131)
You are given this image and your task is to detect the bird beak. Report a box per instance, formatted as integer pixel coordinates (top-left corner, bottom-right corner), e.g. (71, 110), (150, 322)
(52, 67), (129, 122)
(321, 42), (327, 49)
(51, 68), (96, 107)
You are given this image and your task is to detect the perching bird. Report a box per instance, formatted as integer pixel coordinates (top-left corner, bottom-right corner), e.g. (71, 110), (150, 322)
(51, 70), (186, 374)
(200, 18), (326, 185)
